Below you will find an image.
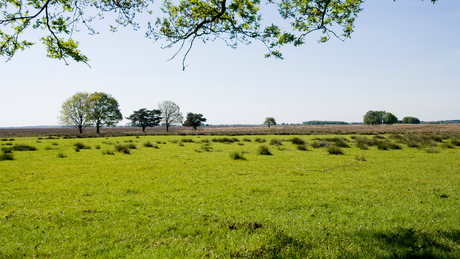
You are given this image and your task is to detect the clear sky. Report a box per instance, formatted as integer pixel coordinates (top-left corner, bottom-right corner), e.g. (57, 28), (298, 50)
(1, 0), (459, 127)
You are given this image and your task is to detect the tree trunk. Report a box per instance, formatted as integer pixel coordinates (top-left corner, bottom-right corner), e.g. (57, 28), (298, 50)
(193, 125), (197, 130)
(268, 124), (270, 128)
(97, 125), (100, 134)
(79, 125), (83, 134)
(166, 124), (169, 132)
(142, 126), (146, 132)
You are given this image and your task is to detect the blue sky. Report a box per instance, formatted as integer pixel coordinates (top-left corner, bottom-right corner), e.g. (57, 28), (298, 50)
(1, 0), (459, 127)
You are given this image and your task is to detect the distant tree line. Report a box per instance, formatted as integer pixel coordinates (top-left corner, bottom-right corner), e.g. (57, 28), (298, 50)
(302, 121), (349, 125)
(59, 93), (207, 133)
(363, 111), (422, 125)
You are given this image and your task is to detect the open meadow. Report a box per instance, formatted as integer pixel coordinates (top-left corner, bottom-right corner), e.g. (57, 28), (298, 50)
(1, 127), (460, 257)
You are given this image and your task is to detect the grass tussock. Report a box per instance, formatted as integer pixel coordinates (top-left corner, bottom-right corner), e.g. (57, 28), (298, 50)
(114, 144), (136, 154)
(0, 152), (14, 161)
(258, 145), (272, 155)
(74, 142), (90, 151)
(269, 139), (283, 146)
(289, 137), (306, 145)
(229, 151), (246, 160)
(327, 145), (344, 155)
(11, 144), (37, 151)
(255, 138), (266, 143)
(212, 137), (240, 143)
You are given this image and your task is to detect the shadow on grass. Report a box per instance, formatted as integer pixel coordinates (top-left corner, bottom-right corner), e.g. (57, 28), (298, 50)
(356, 227), (460, 259)
(230, 231), (311, 258)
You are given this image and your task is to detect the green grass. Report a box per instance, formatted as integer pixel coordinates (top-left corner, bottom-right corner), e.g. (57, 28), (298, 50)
(0, 135), (459, 257)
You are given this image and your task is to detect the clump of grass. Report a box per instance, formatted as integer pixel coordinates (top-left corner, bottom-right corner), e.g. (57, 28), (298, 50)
(169, 139), (179, 143)
(254, 138), (266, 143)
(200, 139), (210, 143)
(441, 142), (455, 149)
(0, 152), (14, 161)
(269, 139), (283, 146)
(425, 147), (439, 153)
(212, 137), (239, 143)
(126, 143), (137, 149)
(51, 142), (59, 146)
(114, 144), (133, 154)
(1, 147), (12, 153)
(95, 145), (101, 149)
(200, 143), (213, 152)
(327, 145), (344, 155)
(258, 145), (272, 155)
(102, 149), (115, 155)
(451, 139), (460, 146)
(12, 144), (37, 151)
(296, 143), (308, 151)
(5, 143), (12, 146)
(57, 152), (67, 158)
(143, 141), (155, 148)
(181, 138), (194, 143)
(243, 138), (252, 142)
(289, 137), (305, 145)
(355, 155), (366, 161)
(229, 151), (246, 160)
(310, 140), (330, 148)
(74, 142), (90, 152)
(1, 139), (7, 141)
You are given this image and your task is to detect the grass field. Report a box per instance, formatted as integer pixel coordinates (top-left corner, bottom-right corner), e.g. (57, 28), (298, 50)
(1, 133), (459, 258)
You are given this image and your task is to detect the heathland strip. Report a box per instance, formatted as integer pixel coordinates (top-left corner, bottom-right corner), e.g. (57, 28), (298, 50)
(1, 124), (460, 137)
(0, 134), (459, 257)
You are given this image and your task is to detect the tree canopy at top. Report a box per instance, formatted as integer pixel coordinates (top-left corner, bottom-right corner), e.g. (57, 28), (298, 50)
(0, 0), (438, 69)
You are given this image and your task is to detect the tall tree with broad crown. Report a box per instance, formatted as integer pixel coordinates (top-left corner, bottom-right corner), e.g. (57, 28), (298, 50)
(0, 0), (439, 69)
(87, 92), (123, 134)
(58, 92), (91, 134)
(183, 113), (207, 130)
(158, 101), (183, 131)
(126, 108), (162, 132)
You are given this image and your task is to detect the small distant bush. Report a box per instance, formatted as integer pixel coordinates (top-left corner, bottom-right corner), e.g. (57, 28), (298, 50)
(102, 149), (115, 155)
(296, 144), (308, 151)
(243, 138), (252, 142)
(258, 145), (272, 155)
(0, 152), (14, 161)
(5, 143), (12, 146)
(12, 144), (37, 151)
(254, 138), (266, 143)
(229, 151), (246, 160)
(327, 145), (344, 155)
(1, 139), (7, 141)
(57, 152), (67, 158)
(373, 135), (386, 140)
(290, 137), (306, 145)
(269, 139), (283, 146)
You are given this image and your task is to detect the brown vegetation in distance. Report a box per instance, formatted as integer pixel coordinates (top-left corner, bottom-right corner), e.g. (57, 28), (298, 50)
(0, 124), (460, 138)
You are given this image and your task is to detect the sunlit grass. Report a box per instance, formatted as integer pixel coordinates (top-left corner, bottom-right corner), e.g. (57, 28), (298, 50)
(0, 135), (459, 257)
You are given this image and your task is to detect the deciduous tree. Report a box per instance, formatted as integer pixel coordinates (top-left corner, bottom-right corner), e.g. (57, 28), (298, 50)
(87, 92), (123, 134)
(402, 116), (421, 124)
(183, 113), (207, 130)
(126, 108), (162, 132)
(158, 101), (183, 131)
(264, 117), (276, 128)
(0, 0), (438, 69)
(58, 92), (90, 134)
(364, 110), (398, 125)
